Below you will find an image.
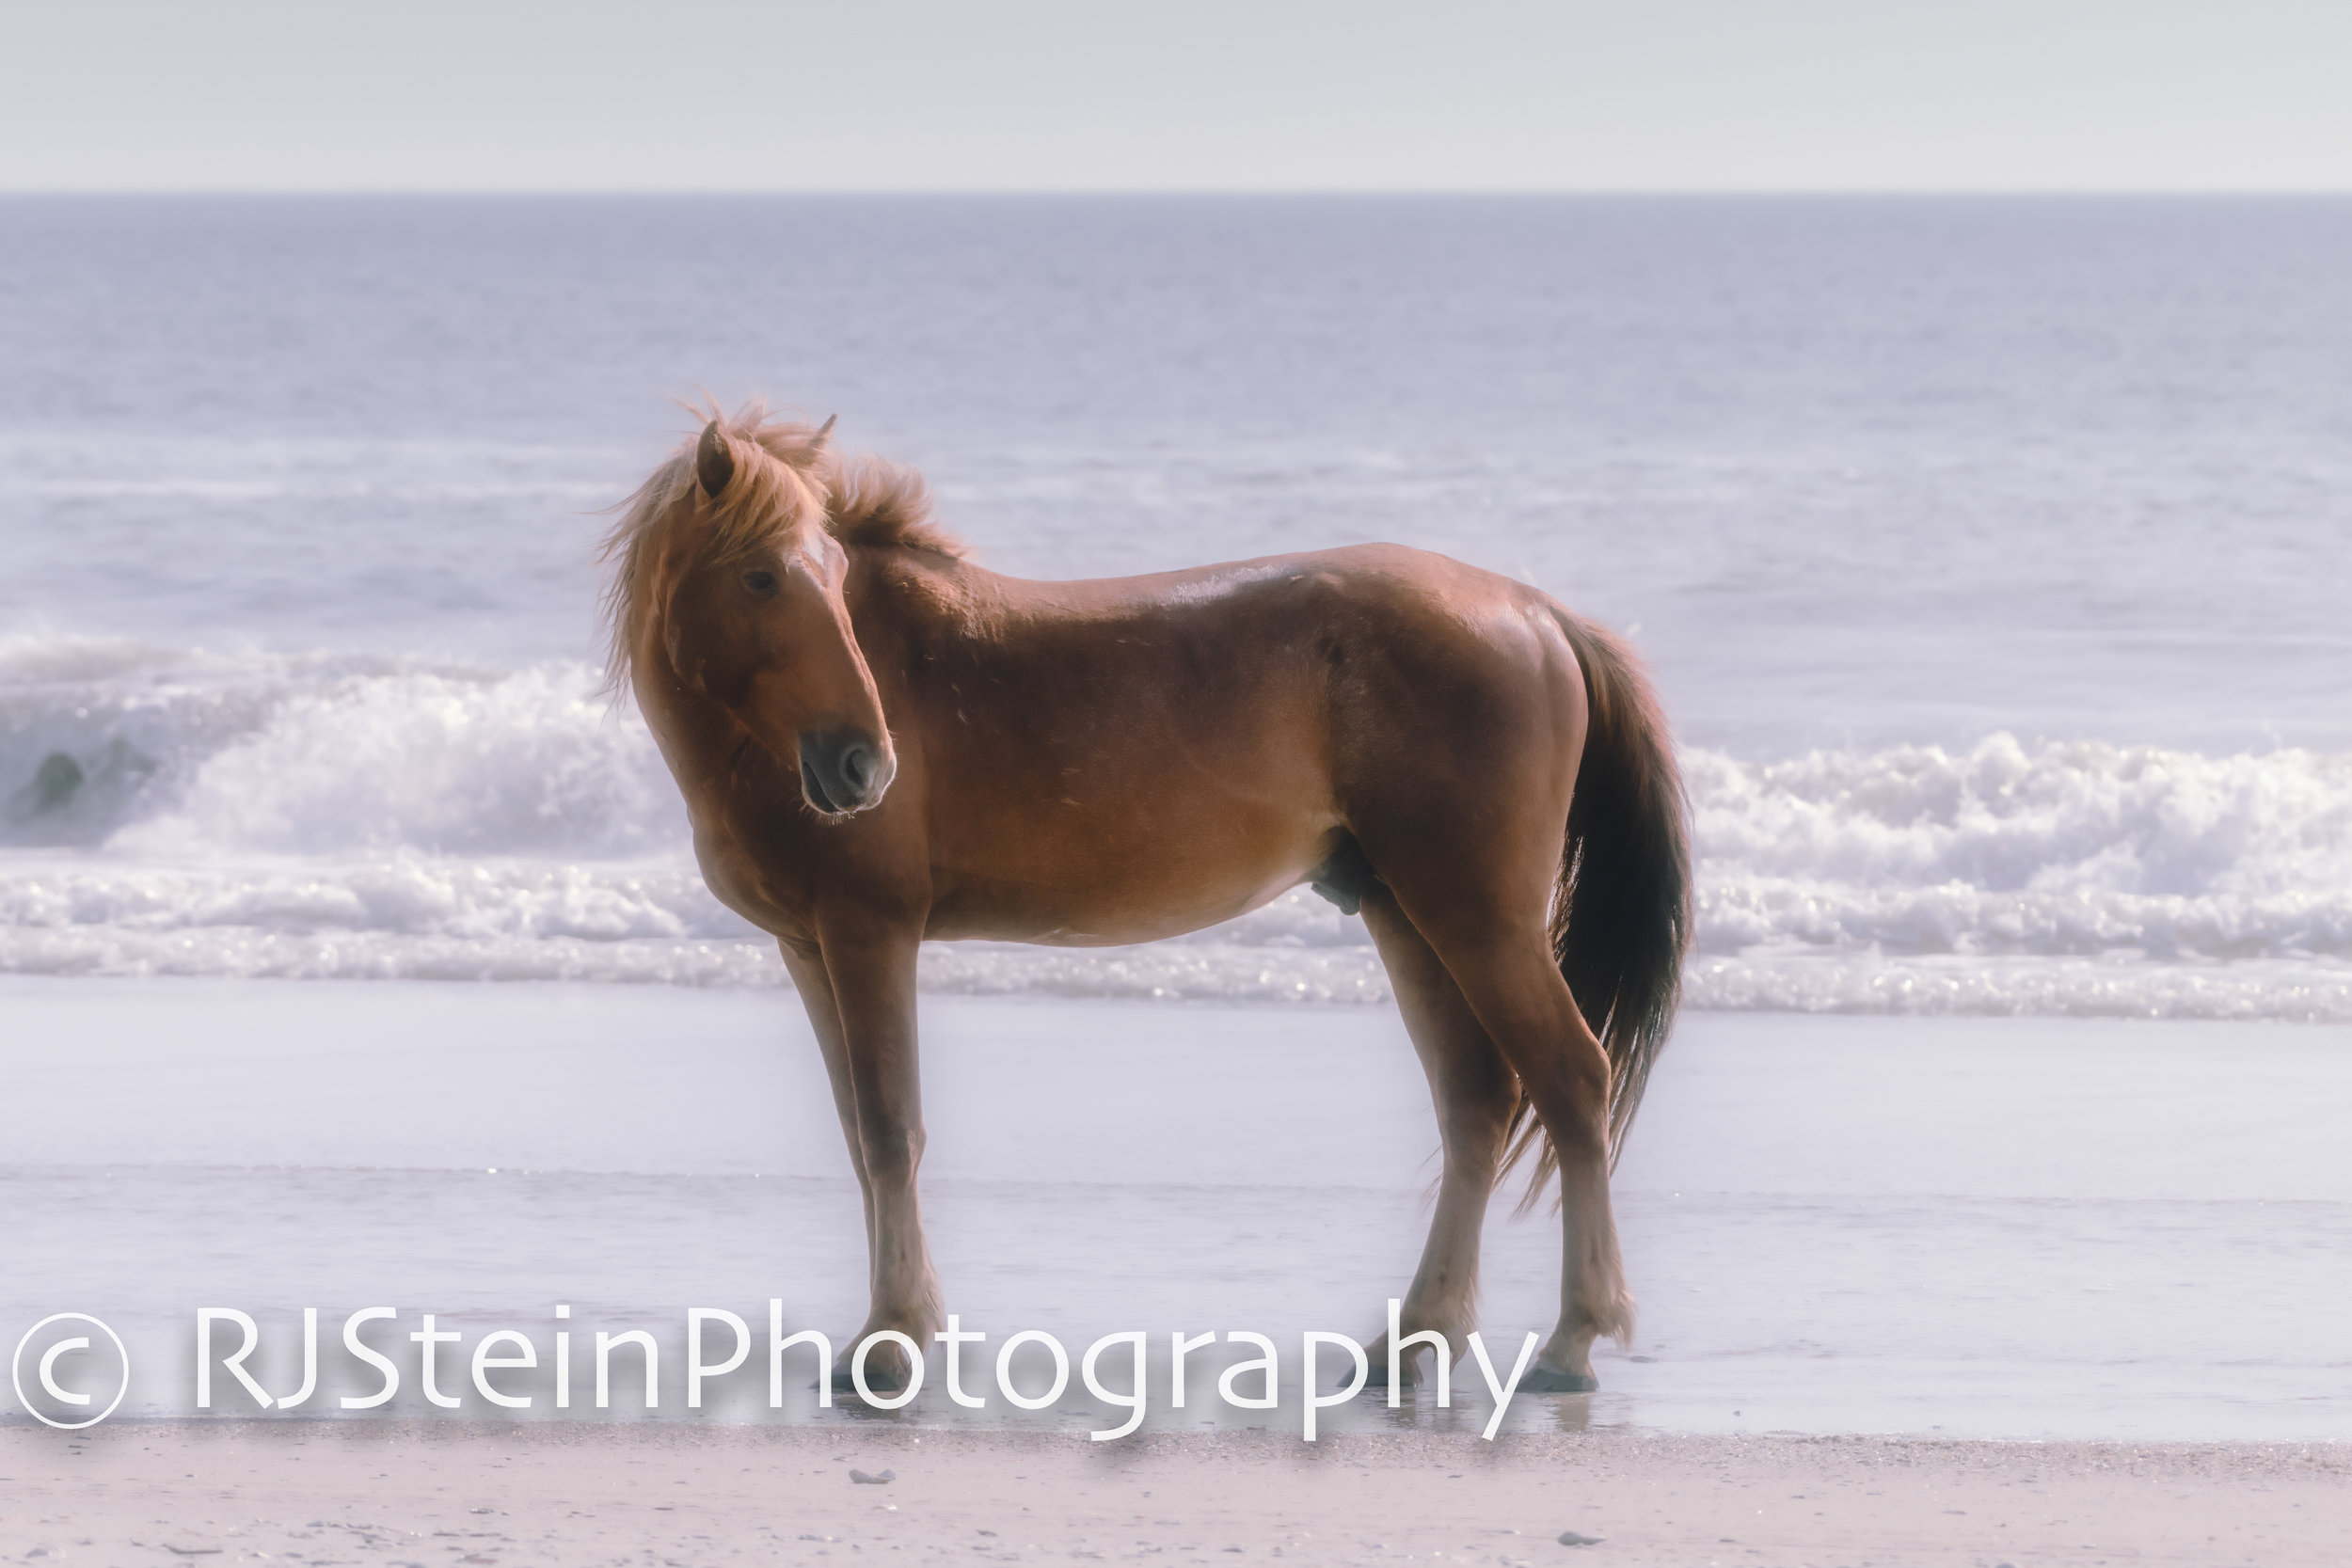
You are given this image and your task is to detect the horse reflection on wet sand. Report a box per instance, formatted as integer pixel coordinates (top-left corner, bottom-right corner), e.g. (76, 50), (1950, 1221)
(603, 408), (1690, 1395)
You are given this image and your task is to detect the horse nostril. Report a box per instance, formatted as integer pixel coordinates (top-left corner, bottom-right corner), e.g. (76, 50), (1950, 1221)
(840, 745), (874, 794)
(798, 730), (885, 814)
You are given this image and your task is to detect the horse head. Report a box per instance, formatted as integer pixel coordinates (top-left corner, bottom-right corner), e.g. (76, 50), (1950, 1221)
(645, 416), (897, 818)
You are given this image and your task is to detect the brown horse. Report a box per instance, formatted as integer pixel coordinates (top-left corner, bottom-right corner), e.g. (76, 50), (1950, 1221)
(604, 408), (1689, 1395)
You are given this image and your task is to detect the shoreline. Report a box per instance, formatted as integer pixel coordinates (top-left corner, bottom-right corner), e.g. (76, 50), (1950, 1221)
(9, 986), (2352, 1448)
(7, 1420), (2347, 1565)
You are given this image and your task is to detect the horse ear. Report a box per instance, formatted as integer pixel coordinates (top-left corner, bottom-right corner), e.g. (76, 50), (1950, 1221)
(812, 414), (837, 450)
(696, 420), (735, 499)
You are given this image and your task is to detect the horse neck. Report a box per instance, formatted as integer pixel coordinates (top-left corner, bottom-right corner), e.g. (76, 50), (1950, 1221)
(630, 641), (740, 790)
(841, 545), (1001, 665)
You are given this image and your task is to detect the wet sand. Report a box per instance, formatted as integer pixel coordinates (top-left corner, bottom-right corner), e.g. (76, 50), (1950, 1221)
(10, 982), (2352, 1441)
(4, 1420), (2346, 1566)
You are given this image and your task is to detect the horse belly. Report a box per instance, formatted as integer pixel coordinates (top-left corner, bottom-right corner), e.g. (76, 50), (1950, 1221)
(921, 594), (1357, 943)
(926, 799), (1338, 947)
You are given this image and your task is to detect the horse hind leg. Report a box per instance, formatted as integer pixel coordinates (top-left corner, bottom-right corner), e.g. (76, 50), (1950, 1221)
(1353, 823), (1631, 1392)
(1426, 918), (1629, 1391)
(1359, 882), (1520, 1389)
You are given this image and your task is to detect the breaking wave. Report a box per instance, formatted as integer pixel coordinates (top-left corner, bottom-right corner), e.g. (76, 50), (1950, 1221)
(6, 639), (2351, 1017)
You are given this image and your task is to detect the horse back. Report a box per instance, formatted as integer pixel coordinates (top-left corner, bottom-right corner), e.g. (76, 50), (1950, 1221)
(864, 544), (1585, 944)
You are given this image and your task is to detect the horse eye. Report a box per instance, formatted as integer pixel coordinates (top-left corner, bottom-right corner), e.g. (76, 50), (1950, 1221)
(741, 569), (779, 596)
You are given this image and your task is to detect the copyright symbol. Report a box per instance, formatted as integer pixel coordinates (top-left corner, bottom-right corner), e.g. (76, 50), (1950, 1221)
(11, 1314), (130, 1430)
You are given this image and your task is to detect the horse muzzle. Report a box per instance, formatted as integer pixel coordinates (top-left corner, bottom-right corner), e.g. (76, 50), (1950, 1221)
(797, 727), (894, 816)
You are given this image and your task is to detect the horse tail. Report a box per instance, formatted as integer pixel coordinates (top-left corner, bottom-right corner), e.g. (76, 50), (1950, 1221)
(1502, 610), (1691, 1204)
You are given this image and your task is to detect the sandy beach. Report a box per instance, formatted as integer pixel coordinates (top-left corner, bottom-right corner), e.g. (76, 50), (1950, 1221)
(5, 1420), (2347, 1567)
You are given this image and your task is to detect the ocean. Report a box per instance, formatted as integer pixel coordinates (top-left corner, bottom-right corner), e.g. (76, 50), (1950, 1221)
(7, 196), (2351, 1018)
(5, 197), (2350, 1439)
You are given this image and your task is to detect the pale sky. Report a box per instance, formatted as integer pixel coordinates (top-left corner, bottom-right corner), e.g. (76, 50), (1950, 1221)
(4, 0), (2348, 192)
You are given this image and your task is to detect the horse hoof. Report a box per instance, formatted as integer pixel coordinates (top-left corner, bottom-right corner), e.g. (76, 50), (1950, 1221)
(831, 1367), (910, 1395)
(1518, 1366), (1599, 1394)
(1363, 1363), (1426, 1391)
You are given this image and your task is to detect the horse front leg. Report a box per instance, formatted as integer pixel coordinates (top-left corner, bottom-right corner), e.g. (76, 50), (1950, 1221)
(779, 941), (877, 1276)
(815, 916), (944, 1391)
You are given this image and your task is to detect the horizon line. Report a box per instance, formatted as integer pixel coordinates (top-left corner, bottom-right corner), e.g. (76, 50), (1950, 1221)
(6, 185), (2352, 200)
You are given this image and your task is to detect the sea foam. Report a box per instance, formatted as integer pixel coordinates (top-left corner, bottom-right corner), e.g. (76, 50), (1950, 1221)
(6, 643), (2350, 1017)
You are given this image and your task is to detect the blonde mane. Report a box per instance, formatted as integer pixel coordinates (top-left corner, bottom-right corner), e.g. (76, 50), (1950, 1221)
(599, 404), (965, 693)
